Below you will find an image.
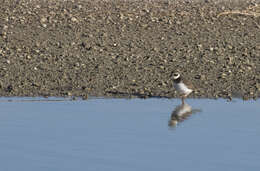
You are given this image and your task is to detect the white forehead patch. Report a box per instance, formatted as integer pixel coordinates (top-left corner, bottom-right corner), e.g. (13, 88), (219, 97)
(173, 73), (180, 79)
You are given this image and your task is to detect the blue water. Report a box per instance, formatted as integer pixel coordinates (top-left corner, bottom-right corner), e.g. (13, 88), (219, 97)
(0, 98), (259, 171)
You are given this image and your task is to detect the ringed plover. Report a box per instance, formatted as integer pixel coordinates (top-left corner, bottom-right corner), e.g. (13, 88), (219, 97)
(172, 73), (194, 103)
(169, 101), (192, 127)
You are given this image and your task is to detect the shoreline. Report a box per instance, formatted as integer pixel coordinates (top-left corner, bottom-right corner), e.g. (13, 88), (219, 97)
(0, 0), (259, 100)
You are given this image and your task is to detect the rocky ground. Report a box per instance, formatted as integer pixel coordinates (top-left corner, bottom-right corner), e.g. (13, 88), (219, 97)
(0, 0), (259, 100)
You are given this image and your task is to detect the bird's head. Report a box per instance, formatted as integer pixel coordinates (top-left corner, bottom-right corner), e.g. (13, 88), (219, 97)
(172, 73), (181, 80)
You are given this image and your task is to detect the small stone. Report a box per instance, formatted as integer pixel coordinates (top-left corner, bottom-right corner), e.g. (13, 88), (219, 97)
(3, 25), (8, 30)
(71, 17), (78, 22)
(35, 42), (40, 47)
(227, 45), (233, 49)
(256, 83), (260, 91)
(0, 31), (7, 36)
(6, 85), (13, 92)
(77, 5), (82, 9)
(221, 73), (227, 78)
(40, 17), (47, 23)
(200, 75), (206, 80)
(75, 62), (80, 67)
(153, 47), (159, 52)
(195, 75), (201, 79)
(197, 44), (202, 48)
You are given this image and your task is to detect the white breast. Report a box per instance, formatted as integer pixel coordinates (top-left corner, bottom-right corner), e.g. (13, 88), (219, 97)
(174, 103), (192, 116)
(174, 82), (193, 95)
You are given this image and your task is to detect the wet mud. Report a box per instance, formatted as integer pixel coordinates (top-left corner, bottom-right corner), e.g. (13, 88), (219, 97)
(0, 0), (259, 100)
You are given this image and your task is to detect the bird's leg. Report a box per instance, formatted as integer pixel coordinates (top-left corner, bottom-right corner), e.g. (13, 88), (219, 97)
(181, 94), (186, 104)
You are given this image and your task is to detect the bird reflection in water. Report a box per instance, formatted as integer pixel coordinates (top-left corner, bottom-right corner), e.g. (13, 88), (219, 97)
(168, 101), (201, 127)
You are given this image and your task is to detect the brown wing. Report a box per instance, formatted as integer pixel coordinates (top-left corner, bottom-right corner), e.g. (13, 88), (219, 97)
(182, 78), (195, 90)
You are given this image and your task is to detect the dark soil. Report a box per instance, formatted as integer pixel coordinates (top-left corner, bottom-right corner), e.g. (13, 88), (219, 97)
(0, 0), (259, 100)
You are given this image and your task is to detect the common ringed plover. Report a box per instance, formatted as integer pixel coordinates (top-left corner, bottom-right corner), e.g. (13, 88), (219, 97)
(169, 101), (192, 127)
(172, 73), (194, 103)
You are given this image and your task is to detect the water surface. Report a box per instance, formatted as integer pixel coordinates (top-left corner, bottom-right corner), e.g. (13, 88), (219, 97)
(0, 98), (259, 171)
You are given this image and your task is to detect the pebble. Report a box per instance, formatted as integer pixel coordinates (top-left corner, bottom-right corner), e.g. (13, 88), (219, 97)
(40, 17), (47, 23)
(71, 17), (78, 22)
(227, 45), (233, 49)
(3, 25), (8, 30)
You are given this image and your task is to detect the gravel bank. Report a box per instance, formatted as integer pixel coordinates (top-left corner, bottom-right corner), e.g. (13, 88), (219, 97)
(0, 0), (259, 100)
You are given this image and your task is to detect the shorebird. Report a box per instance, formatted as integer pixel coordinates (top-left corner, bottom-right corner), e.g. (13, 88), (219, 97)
(172, 72), (194, 103)
(168, 101), (201, 127)
(168, 101), (192, 127)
